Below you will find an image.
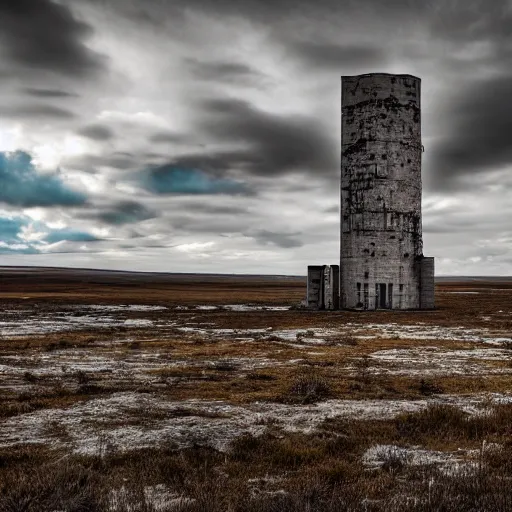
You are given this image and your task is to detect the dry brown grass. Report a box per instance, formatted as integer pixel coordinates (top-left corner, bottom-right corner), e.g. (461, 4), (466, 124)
(3, 404), (512, 510)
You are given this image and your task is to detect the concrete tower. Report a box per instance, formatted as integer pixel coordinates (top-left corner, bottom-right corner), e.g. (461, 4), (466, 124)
(340, 73), (434, 310)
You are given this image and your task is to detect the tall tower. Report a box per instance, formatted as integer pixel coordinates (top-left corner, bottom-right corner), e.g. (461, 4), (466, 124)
(340, 73), (434, 310)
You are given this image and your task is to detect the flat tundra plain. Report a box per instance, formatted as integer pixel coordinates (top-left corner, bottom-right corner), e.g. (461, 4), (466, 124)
(1, 267), (512, 511)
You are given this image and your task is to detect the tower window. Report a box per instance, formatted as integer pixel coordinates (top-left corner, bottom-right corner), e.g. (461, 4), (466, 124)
(364, 271), (369, 279)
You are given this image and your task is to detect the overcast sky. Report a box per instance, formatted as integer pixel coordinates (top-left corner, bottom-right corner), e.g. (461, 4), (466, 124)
(0, 0), (511, 275)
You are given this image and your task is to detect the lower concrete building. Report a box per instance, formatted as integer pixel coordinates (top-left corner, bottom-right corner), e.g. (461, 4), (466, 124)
(306, 265), (339, 310)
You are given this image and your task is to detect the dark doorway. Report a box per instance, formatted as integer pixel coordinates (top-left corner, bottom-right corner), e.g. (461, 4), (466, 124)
(379, 283), (387, 309)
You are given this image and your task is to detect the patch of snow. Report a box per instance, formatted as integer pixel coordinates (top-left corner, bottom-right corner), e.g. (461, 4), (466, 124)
(79, 305), (168, 312)
(2, 392), (512, 454)
(123, 319), (153, 327)
(441, 292), (480, 295)
(346, 323), (512, 345)
(367, 347), (512, 376)
(176, 326), (269, 338)
(362, 444), (463, 468)
(0, 310), (163, 338)
(222, 304), (291, 312)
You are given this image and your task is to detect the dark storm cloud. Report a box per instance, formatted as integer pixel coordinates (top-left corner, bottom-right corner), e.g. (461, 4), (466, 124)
(289, 41), (387, 70)
(0, 104), (77, 120)
(84, 201), (157, 225)
(0, 151), (87, 207)
(427, 0), (512, 44)
(136, 95), (337, 189)
(199, 97), (336, 176)
(139, 151), (247, 177)
(429, 75), (512, 190)
(77, 124), (115, 141)
(0, 0), (107, 77)
(22, 88), (80, 98)
(246, 229), (303, 249)
(185, 57), (267, 84)
(140, 0), (426, 23)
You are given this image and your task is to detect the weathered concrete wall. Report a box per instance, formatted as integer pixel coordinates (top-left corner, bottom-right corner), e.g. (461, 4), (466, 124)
(340, 73), (434, 310)
(419, 257), (435, 309)
(307, 265), (340, 310)
(323, 265), (340, 310)
(307, 266), (324, 309)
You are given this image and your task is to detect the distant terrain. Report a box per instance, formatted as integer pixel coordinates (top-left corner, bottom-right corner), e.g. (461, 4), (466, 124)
(0, 264), (510, 282)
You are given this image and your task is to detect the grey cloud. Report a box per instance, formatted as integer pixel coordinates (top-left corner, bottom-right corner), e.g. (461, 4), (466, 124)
(113, 151), (135, 157)
(148, 131), (189, 144)
(245, 229), (303, 248)
(69, 153), (138, 170)
(77, 124), (115, 141)
(142, 0), (426, 23)
(0, 0), (107, 77)
(139, 151), (247, 177)
(143, 153), (169, 160)
(88, 201), (157, 225)
(199, 97), (336, 176)
(185, 203), (249, 215)
(185, 57), (267, 84)
(83, 0), (186, 28)
(0, 104), (77, 119)
(428, 0), (512, 44)
(289, 41), (388, 70)
(423, 207), (512, 234)
(22, 88), (80, 98)
(429, 75), (512, 191)
(169, 215), (250, 234)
